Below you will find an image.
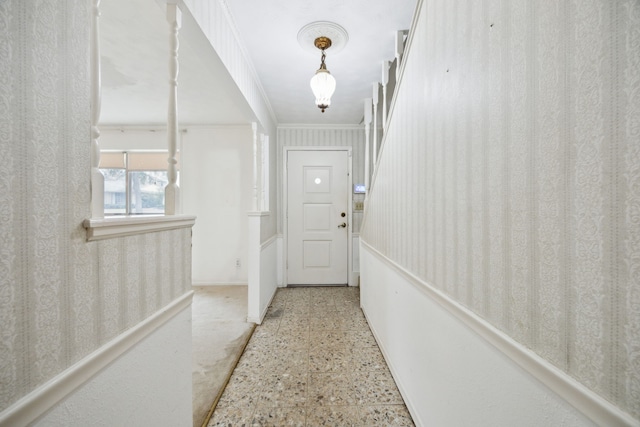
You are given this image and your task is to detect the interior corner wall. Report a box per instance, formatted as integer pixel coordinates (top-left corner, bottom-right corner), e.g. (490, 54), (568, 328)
(182, 126), (253, 285)
(360, 0), (640, 424)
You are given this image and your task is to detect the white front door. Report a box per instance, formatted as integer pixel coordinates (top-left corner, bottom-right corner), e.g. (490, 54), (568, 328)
(287, 150), (349, 285)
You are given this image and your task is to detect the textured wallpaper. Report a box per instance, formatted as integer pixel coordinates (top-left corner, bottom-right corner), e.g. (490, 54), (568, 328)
(0, 0), (193, 412)
(277, 127), (366, 233)
(361, 0), (640, 419)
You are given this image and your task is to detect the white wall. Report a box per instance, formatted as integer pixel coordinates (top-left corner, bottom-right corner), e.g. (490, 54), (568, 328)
(180, 0), (279, 243)
(33, 305), (192, 427)
(182, 126), (253, 285)
(100, 128), (170, 151)
(361, 245), (595, 427)
(360, 0), (640, 424)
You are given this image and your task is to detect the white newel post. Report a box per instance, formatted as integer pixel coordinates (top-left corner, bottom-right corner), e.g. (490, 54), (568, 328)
(364, 98), (372, 196)
(165, 2), (181, 215)
(381, 61), (389, 132)
(372, 83), (379, 167)
(395, 30), (405, 70)
(90, 0), (104, 219)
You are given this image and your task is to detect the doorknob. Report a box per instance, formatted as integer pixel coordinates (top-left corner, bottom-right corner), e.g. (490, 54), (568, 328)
(338, 223), (347, 228)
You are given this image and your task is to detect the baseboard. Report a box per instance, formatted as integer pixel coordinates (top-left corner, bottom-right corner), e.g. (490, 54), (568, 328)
(248, 286), (277, 325)
(361, 305), (421, 426)
(261, 234), (278, 251)
(0, 291), (194, 427)
(192, 282), (247, 287)
(360, 241), (638, 427)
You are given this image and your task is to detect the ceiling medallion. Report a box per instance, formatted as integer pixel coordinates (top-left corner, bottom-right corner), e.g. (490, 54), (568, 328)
(297, 21), (348, 55)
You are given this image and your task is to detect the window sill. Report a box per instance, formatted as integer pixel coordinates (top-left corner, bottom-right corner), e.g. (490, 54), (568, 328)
(83, 214), (196, 241)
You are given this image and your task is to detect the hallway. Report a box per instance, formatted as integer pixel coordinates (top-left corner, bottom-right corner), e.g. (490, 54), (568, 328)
(208, 287), (414, 426)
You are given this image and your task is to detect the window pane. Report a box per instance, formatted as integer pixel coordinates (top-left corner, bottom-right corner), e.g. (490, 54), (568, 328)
(129, 171), (168, 214)
(101, 168), (126, 215)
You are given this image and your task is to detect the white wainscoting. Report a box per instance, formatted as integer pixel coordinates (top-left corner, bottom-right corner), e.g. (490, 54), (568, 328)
(258, 235), (279, 321)
(360, 242), (639, 427)
(248, 213), (278, 324)
(2, 293), (193, 427)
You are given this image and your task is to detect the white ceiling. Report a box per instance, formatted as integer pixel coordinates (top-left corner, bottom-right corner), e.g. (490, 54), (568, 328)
(100, 0), (417, 127)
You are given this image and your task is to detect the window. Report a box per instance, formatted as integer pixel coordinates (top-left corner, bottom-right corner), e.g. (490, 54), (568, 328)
(100, 151), (179, 215)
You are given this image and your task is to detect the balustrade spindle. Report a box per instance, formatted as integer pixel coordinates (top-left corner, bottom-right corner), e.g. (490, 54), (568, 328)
(372, 83), (379, 167)
(90, 0), (104, 218)
(165, 3), (181, 215)
(382, 61), (390, 132)
(364, 98), (372, 196)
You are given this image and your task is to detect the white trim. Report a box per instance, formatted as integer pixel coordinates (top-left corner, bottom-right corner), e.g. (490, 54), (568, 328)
(0, 291), (194, 427)
(360, 240), (638, 427)
(277, 123), (364, 130)
(261, 234), (278, 251)
(247, 234), (278, 324)
(182, 124), (251, 131)
(360, 294), (419, 425)
(217, 0), (278, 126)
(101, 125), (252, 132)
(247, 285), (277, 325)
(83, 214), (196, 241)
(276, 235), (285, 287)
(191, 282), (248, 286)
(282, 147), (354, 287)
(100, 125), (180, 132)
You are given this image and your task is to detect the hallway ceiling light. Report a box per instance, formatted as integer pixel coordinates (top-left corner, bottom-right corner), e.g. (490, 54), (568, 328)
(310, 36), (336, 113)
(298, 21), (348, 114)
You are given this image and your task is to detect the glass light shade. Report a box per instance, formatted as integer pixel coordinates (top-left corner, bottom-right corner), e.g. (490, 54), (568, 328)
(310, 68), (336, 112)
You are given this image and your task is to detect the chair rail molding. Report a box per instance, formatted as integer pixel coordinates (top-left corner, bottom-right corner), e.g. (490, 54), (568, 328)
(83, 215), (196, 241)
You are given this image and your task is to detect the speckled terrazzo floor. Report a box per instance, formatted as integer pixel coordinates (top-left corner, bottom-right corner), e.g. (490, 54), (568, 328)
(208, 286), (415, 427)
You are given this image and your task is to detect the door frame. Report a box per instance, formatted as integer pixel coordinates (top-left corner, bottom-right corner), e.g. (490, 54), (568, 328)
(283, 146), (354, 287)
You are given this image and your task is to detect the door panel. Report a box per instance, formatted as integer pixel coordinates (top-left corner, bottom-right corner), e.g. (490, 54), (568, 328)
(287, 150), (348, 285)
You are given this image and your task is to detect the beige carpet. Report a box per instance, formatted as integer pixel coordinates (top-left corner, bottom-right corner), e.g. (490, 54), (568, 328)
(192, 285), (255, 427)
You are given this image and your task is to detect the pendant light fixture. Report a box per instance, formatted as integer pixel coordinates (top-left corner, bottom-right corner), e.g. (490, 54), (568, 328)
(298, 22), (347, 113)
(310, 37), (336, 113)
